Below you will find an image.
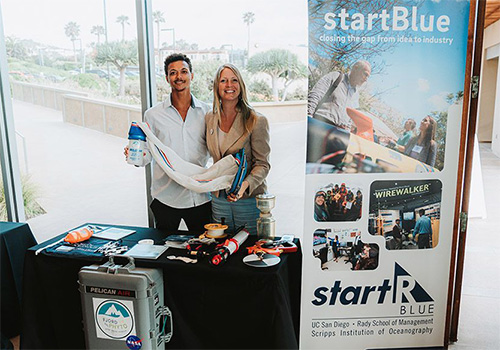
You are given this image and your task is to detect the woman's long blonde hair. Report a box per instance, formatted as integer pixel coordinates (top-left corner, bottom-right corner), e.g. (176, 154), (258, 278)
(212, 63), (256, 134)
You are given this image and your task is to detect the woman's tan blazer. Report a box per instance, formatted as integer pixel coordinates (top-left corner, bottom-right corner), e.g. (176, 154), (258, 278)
(205, 111), (271, 198)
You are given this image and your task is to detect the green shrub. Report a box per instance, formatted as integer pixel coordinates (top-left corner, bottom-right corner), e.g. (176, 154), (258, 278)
(283, 86), (307, 101)
(0, 174), (46, 221)
(69, 73), (104, 90)
(249, 79), (273, 102)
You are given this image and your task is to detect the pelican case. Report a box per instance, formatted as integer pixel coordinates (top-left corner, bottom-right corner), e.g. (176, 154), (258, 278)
(78, 256), (172, 349)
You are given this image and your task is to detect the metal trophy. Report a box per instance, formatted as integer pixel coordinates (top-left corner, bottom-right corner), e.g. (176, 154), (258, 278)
(256, 194), (276, 241)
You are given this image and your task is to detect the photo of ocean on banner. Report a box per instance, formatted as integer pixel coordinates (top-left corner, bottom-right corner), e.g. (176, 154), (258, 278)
(314, 182), (362, 222)
(368, 180), (442, 250)
(313, 228), (379, 271)
(306, 0), (469, 174)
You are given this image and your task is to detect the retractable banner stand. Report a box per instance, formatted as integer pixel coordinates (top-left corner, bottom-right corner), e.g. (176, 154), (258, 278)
(301, 0), (470, 349)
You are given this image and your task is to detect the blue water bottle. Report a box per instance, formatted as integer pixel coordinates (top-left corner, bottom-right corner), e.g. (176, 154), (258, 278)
(127, 122), (147, 166)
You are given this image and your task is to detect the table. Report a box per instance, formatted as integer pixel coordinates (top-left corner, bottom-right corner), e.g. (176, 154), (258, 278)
(20, 224), (302, 349)
(338, 246), (351, 257)
(0, 222), (37, 340)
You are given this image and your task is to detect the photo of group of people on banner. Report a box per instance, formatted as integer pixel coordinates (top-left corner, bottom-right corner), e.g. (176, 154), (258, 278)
(314, 182), (362, 221)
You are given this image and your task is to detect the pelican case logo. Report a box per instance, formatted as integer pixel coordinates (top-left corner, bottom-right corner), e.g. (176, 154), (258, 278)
(86, 286), (136, 298)
(312, 262), (434, 309)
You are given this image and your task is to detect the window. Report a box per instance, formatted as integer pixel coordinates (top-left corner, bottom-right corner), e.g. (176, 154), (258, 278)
(1, 0), (309, 240)
(2, 0), (147, 241)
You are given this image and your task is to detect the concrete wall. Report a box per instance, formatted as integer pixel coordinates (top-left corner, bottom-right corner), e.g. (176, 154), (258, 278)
(62, 94), (306, 139)
(483, 20), (500, 50)
(477, 57), (498, 142)
(253, 101), (306, 123)
(478, 20), (500, 156)
(62, 95), (142, 138)
(11, 81), (307, 139)
(491, 57), (500, 157)
(11, 81), (87, 111)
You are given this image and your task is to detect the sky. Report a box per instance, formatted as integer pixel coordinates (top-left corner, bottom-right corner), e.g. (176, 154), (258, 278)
(1, 0), (308, 61)
(309, 0), (470, 121)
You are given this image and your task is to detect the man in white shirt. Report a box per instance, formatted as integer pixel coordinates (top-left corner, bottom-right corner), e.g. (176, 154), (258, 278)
(308, 60), (371, 130)
(141, 53), (211, 233)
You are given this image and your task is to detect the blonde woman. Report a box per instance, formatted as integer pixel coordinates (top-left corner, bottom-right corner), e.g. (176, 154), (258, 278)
(205, 64), (271, 235)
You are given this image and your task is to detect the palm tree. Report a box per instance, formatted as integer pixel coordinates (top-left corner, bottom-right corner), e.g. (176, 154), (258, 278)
(153, 11), (166, 67)
(90, 25), (106, 44)
(242, 12), (255, 58)
(64, 21), (80, 62)
(116, 15), (130, 42)
(5, 36), (27, 59)
(153, 11), (166, 51)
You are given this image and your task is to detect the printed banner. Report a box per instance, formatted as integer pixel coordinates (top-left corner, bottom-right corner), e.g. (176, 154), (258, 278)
(301, 0), (470, 348)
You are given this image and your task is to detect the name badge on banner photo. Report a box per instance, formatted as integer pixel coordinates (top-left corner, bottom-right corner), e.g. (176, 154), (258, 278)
(412, 145), (423, 154)
(302, 0), (470, 349)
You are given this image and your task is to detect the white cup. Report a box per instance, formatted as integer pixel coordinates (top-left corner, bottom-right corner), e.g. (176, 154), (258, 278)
(138, 239), (154, 245)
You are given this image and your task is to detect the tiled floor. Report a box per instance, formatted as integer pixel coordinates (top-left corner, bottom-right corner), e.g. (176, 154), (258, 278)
(448, 143), (500, 350)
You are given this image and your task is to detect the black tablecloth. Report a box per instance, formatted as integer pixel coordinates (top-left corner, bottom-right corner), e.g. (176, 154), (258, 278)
(21, 224), (302, 349)
(0, 222), (37, 339)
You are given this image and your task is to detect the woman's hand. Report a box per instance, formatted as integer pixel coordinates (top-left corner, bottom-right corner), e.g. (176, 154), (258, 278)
(227, 181), (249, 202)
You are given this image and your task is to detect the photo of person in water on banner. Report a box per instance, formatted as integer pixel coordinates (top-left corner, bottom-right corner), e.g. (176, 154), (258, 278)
(368, 179), (442, 250)
(306, 0), (469, 174)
